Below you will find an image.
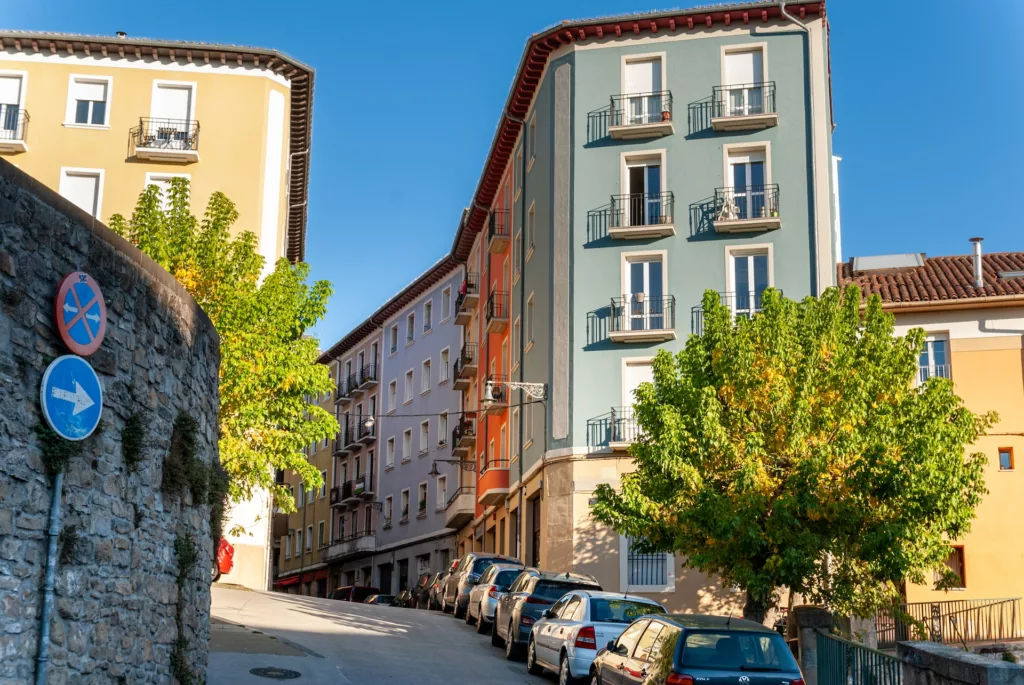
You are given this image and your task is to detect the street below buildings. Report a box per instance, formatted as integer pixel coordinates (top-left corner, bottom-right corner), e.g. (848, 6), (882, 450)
(210, 586), (539, 684)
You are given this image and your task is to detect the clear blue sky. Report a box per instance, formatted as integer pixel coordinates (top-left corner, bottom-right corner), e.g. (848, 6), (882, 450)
(9, 1), (1024, 346)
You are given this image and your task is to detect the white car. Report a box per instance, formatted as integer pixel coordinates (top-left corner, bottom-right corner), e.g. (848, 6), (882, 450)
(465, 562), (524, 633)
(525, 590), (666, 685)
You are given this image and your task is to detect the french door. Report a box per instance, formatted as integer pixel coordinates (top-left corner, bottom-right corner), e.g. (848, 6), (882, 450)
(728, 153), (766, 220)
(919, 338), (950, 382)
(731, 252), (769, 317)
(625, 257), (665, 330)
(626, 162), (663, 227)
(624, 59), (663, 125)
(724, 49), (765, 116)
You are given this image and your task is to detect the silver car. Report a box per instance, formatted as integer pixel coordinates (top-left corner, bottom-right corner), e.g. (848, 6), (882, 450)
(465, 562), (524, 633)
(525, 590), (666, 685)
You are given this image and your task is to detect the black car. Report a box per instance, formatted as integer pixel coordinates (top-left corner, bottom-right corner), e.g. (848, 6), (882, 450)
(330, 586), (379, 602)
(391, 590), (412, 607)
(589, 614), (803, 685)
(442, 552), (521, 618)
(363, 594), (395, 605)
(492, 569), (601, 660)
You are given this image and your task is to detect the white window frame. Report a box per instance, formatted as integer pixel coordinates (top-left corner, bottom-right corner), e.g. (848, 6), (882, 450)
(437, 475), (448, 510)
(722, 141), (773, 189)
(514, 145), (523, 199)
(284, 533), (291, 559)
(724, 243), (775, 314)
(527, 201), (537, 258)
(526, 294), (535, 351)
(528, 115), (537, 170)
(719, 43), (770, 116)
(320, 470), (327, 498)
(619, 536), (675, 593)
(295, 529), (303, 556)
(387, 380), (397, 414)
(499, 424), (506, 467)
(620, 148), (668, 199)
(438, 412), (449, 446)
(144, 172), (191, 211)
(512, 317), (521, 370)
(417, 481), (428, 514)
(404, 370), (414, 403)
(620, 51), (668, 95)
(389, 325), (399, 356)
(386, 436), (395, 468)
(149, 79), (198, 122)
(296, 483), (304, 508)
(620, 249), (669, 301)
(401, 488), (410, 519)
(919, 332), (952, 383)
(64, 74), (113, 128)
(421, 359), (431, 394)
(423, 300), (433, 332)
(0, 70), (29, 134)
(402, 429), (412, 463)
(317, 520), (325, 548)
(406, 313), (415, 344)
(511, 408), (520, 458)
(58, 167), (105, 219)
(419, 420), (429, 455)
(384, 495), (393, 525)
(524, 403), (535, 449)
(441, 286), (452, 322)
(440, 347), (450, 383)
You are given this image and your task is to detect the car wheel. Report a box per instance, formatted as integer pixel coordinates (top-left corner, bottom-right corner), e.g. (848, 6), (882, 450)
(441, 597), (450, 614)
(490, 616), (504, 647)
(465, 604), (476, 625)
(476, 614), (490, 635)
(211, 563), (221, 583)
(589, 669), (601, 685)
(527, 638), (544, 676)
(454, 602), (466, 619)
(505, 620), (522, 661)
(560, 653), (581, 685)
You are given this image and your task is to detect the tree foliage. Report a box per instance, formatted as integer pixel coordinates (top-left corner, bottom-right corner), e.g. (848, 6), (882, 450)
(110, 179), (337, 512)
(592, 286), (993, 621)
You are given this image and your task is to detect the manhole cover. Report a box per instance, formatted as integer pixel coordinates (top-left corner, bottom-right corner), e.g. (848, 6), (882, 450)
(249, 667), (302, 680)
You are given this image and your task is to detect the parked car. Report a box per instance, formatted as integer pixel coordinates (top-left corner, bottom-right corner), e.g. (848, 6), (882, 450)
(465, 562), (525, 633)
(421, 572), (444, 610)
(525, 590), (666, 683)
(442, 552), (520, 618)
(412, 573), (433, 609)
(330, 586), (380, 603)
(492, 569), (602, 661)
(391, 590), (411, 607)
(363, 594), (396, 605)
(212, 538), (234, 582)
(588, 614), (802, 685)
(430, 562), (457, 610)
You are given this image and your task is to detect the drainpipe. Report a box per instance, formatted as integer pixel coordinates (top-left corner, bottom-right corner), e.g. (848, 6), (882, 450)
(778, 0), (821, 294)
(35, 472), (64, 685)
(511, 110), (528, 563)
(970, 237), (984, 289)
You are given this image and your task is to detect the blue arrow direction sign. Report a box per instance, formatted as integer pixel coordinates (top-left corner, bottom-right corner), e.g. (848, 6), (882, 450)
(40, 355), (103, 441)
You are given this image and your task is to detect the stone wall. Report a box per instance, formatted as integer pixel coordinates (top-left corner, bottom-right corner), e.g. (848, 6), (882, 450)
(900, 641), (1024, 685)
(0, 159), (220, 684)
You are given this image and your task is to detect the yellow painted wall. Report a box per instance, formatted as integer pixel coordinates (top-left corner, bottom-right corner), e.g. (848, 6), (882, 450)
(0, 56), (291, 263)
(905, 333), (1024, 603)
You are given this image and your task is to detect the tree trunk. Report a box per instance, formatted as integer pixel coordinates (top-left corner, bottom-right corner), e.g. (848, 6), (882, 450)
(743, 590), (769, 624)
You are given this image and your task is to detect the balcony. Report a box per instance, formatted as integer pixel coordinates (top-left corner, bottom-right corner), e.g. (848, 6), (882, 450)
(608, 91), (674, 139)
(453, 343), (478, 392)
(342, 419), (362, 451)
(356, 416), (377, 445)
(451, 418), (476, 457)
(918, 364), (951, 385)
(690, 290), (779, 336)
(358, 363), (378, 390)
(485, 375), (507, 415)
(339, 477), (372, 505)
(329, 485), (344, 508)
(335, 374), (358, 404)
(488, 210), (511, 254)
(0, 107), (29, 153)
(607, 407), (639, 452)
(271, 511), (289, 538)
(454, 272), (480, 325)
(609, 191), (675, 239)
(485, 291), (509, 334)
(445, 487), (476, 529)
(609, 295), (677, 343)
(713, 185), (781, 233)
(130, 118), (200, 163)
(477, 465), (509, 507)
(711, 82), (778, 131)
(324, 533), (376, 562)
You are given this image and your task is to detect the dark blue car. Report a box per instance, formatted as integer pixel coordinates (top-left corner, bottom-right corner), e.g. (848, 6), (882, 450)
(589, 614), (803, 685)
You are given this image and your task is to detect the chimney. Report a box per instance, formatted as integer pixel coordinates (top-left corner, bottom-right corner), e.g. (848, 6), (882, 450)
(116, 31), (127, 38)
(970, 237), (984, 289)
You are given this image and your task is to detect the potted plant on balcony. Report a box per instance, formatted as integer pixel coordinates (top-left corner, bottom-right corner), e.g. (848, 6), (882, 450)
(418, 499), (427, 513)
(401, 505), (409, 521)
(661, 109), (671, 122)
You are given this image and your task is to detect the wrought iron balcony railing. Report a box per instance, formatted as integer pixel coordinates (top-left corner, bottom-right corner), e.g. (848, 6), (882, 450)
(610, 91), (673, 127)
(714, 184), (780, 223)
(489, 209), (511, 241)
(610, 191), (675, 229)
(0, 106), (29, 142)
(690, 290), (779, 335)
(712, 82), (776, 119)
(358, 363), (378, 387)
(918, 364), (951, 384)
(130, 117), (200, 152)
(486, 291), (509, 322)
(609, 295), (676, 334)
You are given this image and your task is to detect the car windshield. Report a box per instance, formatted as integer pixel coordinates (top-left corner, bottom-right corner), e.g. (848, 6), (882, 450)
(590, 599), (666, 623)
(494, 570), (520, 587)
(532, 582), (596, 602)
(680, 631), (799, 672)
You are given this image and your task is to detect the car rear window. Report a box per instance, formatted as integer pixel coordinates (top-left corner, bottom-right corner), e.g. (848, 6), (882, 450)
(680, 631), (799, 672)
(351, 587), (379, 602)
(532, 581), (596, 602)
(472, 558), (500, 574)
(591, 599), (666, 623)
(493, 570), (520, 587)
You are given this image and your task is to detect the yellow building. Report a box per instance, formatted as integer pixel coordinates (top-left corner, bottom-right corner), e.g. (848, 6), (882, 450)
(840, 241), (1024, 605)
(0, 31), (315, 590)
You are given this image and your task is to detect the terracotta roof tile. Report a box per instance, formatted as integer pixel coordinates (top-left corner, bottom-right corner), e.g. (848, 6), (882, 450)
(838, 252), (1024, 305)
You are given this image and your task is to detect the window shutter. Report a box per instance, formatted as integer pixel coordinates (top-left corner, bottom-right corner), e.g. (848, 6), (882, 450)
(73, 80), (107, 102)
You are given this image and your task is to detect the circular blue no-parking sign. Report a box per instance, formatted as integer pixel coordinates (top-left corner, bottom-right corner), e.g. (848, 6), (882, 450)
(40, 355), (103, 441)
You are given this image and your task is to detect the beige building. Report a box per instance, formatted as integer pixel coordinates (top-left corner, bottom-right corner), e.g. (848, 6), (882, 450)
(0, 31), (314, 590)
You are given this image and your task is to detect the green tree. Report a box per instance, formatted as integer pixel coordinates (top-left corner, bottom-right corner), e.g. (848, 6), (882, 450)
(109, 179), (337, 513)
(592, 286), (993, 622)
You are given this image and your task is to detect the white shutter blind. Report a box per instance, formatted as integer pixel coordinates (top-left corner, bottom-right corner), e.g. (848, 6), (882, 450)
(60, 173), (99, 217)
(622, 362), (654, 407)
(625, 60), (658, 93)
(72, 80), (106, 102)
(0, 76), (22, 105)
(725, 50), (763, 85)
(153, 85), (191, 120)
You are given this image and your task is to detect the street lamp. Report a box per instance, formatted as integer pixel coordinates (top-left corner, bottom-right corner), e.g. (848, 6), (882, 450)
(428, 459), (477, 478)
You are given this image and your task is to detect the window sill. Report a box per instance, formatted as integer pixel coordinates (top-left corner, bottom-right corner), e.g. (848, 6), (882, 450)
(416, 511), (428, 520)
(384, 465), (395, 472)
(63, 122), (110, 130)
(437, 442), (448, 449)
(513, 271), (521, 286)
(423, 328), (433, 336)
(406, 340), (415, 348)
(420, 389), (431, 396)
(524, 341), (534, 355)
(512, 363), (520, 374)
(526, 246), (535, 262)
(440, 316), (452, 325)
(387, 409), (396, 415)
(514, 188), (522, 203)
(399, 517), (409, 525)
(389, 351), (398, 358)
(1000, 468), (1015, 472)
(404, 399), (413, 406)
(418, 450), (429, 458)
(527, 156), (536, 174)
(524, 439), (534, 451)
(439, 378), (449, 386)
(401, 456), (412, 465)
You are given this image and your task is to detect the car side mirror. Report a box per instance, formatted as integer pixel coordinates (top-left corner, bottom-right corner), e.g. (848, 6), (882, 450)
(607, 640), (617, 652)
(543, 609), (556, 619)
